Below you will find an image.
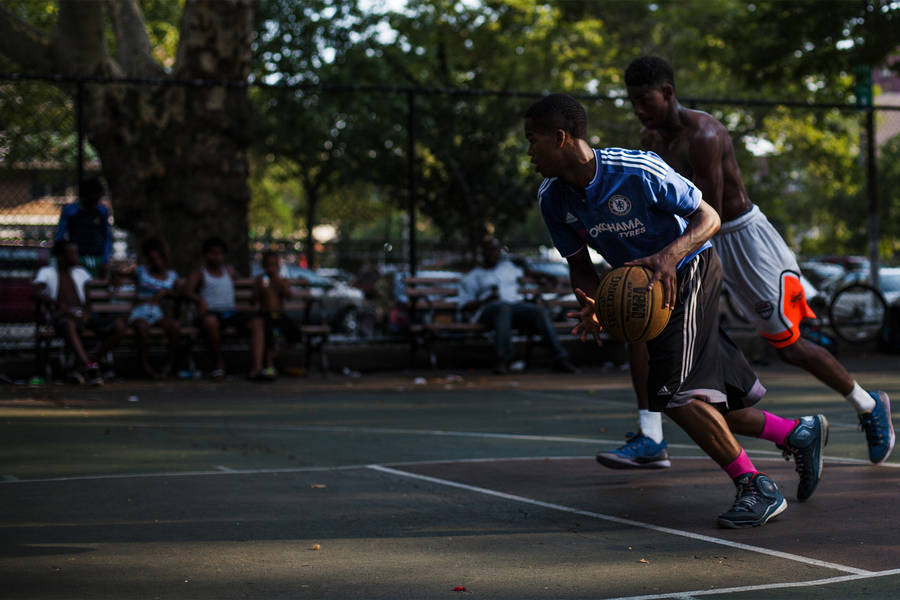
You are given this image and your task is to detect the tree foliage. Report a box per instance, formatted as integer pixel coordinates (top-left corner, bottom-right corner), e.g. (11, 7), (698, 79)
(0, 0), (256, 273)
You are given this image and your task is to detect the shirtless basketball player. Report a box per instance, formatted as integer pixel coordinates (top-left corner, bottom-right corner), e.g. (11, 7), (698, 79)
(596, 56), (894, 473)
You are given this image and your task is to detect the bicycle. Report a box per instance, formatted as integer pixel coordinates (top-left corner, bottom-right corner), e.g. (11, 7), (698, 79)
(828, 283), (887, 345)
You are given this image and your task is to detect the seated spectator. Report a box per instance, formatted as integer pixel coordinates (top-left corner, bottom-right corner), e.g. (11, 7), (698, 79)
(31, 240), (125, 385)
(56, 177), (111, 279)
(251, 251), (302, 381)
(458, 237), (577, 374)
(184, 237), (264, 380)
(129, 237), (182, 379)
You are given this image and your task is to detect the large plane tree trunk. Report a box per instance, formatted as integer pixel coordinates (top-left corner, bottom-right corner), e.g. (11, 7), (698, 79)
(0, 0), (254, 274)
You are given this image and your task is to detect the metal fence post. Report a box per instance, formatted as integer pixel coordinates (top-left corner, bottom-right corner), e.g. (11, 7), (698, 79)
(866, 107), (880, 290)
(76, 79), (85, 193)
(407, 90), (417, 276)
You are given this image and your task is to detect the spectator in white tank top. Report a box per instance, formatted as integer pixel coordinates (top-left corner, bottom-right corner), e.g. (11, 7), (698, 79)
(184, 236), (265, 380)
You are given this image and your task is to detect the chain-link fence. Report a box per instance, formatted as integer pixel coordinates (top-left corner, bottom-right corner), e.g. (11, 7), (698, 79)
(2, 73), (900, 365)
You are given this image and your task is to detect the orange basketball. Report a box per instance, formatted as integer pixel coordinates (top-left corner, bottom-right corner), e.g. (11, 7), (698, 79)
(594, 266), (672, 343)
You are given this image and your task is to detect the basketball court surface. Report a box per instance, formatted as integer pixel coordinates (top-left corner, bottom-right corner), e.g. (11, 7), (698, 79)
(2, 357), (899, 598)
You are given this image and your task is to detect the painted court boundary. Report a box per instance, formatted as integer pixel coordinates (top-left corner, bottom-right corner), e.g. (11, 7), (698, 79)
(2, 456), (896, 597)
(366, 465), (900, 599)
(31, 419), (900, 468)
(367, 465), (870, 576)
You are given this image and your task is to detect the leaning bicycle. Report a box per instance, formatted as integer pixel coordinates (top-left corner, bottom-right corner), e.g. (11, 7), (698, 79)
(828, 283), (887, 345)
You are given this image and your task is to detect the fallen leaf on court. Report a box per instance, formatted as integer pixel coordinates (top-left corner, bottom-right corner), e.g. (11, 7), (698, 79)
(310, 484), (327, 489)
(639, 558), (649, 564)
(453, 586), (467, 592)
(312, 544), (321, 551)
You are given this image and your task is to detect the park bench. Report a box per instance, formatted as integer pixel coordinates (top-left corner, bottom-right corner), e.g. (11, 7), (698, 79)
(404, 274), (593, 368)
(34, 276), (330, 380)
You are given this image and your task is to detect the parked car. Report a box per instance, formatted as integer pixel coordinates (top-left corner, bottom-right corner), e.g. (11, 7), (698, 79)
(250, 262), (372, 337)
(833, 266), (900, 305)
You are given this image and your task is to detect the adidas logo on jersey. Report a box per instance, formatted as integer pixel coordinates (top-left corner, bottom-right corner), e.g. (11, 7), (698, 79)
(565, 212), (579, 224)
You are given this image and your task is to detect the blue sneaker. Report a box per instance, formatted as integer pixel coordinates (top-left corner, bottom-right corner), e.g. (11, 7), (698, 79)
(780, 415), (828, 502)
(717, 472), (787, 529)
(595, 431), (671, 469)
(859, 391), (895, 464)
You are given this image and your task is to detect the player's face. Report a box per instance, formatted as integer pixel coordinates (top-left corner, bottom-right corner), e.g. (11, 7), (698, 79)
(147, 249), (166, 271)
(206, 246), (225, 268)
(627, 84), (669, 129)
(524, 119), (561, 177)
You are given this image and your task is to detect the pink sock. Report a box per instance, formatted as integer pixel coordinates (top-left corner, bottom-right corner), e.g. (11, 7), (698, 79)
(723, 449), (756, 480)
(759, 411), (798, 446)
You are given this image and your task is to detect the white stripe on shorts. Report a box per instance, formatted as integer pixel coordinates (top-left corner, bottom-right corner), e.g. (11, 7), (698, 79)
(680, 257), (701, 384)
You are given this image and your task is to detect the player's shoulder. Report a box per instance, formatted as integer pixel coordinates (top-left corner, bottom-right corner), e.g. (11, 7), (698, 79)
(598, 147), (669, 180)
(73, 266), (92, 280)
(685, 109), (728, 142)
(536, 177), (561, 205)
(34, 264), (54, 279)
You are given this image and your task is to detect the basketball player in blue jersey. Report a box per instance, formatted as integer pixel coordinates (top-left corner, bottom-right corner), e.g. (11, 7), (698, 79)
(595, 56), (893, 473)
(524, 93), (829, 527)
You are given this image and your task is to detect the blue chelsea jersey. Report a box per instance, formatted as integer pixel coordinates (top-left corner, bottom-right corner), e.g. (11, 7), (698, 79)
(538, 148), (710, 270)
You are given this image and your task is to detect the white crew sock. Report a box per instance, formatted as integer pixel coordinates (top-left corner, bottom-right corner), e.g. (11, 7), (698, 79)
(639, 409), (664, 443)
(846, 381), (876, 413)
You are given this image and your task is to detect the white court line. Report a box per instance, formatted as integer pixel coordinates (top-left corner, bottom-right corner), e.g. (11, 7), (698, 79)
(367, 464), (871, 576)
(0, 454), (790, 485)
(0, 464), (366, 484)
(39, 420), (900, 468)
(601, 568), (900, 600)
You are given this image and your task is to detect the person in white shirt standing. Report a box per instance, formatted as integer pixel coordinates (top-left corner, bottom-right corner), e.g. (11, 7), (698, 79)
(32, 240), (125, 385)
(458, 238), (577, 374)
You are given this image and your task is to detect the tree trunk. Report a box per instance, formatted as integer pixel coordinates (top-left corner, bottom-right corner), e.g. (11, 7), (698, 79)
(86, 80), (251, 275)
(92, 2), (253, 274)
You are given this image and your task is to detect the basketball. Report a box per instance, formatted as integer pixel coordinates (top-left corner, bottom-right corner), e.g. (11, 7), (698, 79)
(594, 266), (672, 343)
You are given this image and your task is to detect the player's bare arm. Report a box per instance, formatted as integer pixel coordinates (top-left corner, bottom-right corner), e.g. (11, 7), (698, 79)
(184, 269), (208, 315)
(686, 124), (725, 215)
(626, 200), (721, 308)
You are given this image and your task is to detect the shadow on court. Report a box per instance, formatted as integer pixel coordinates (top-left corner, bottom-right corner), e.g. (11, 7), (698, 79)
(1, 359), (899, 599)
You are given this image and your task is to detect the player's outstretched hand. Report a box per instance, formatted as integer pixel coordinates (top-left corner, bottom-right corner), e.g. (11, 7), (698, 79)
(625, 252), (677, 309)
(568, 288), (604, 346)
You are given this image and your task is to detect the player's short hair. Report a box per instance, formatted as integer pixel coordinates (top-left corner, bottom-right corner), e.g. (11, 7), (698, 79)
(261, 250), (279, 263)
(141, 237), (168, 261)
(80, 177), (105, 202)
(523, 94), (588, 140)
(625, 56), (675, 90)
(52, 239), (73, 257)
(202, 236), (228, 254)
